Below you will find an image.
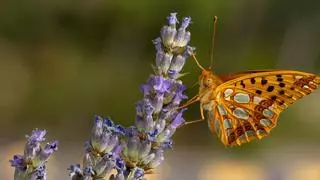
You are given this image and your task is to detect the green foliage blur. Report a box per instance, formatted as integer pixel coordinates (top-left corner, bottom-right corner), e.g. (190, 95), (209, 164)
(1, 0), (320, 152)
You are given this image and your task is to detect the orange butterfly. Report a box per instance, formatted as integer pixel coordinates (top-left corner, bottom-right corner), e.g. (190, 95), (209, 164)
(182, 17), (320, 146)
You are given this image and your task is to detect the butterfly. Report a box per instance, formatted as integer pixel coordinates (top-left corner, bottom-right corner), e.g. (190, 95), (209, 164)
(181, 17), (320, 146)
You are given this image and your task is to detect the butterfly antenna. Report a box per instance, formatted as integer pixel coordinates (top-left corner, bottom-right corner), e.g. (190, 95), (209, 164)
(192, 54), (205, 71)
(210, 16), (218, 70)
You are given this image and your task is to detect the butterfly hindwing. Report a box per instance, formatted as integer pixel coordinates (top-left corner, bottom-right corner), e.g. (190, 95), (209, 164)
(210, 70), (320, 146)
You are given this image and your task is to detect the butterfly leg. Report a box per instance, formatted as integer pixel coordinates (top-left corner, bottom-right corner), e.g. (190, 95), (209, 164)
(200, 102), (205, 119)
(178, 95), (200, 109)
(183, 119), (205, 126)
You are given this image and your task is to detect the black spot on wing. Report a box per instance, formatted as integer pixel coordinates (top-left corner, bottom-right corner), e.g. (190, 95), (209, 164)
(267, 86), (274, 92)
(256, 90), (262, 95)
(261, 79), (268, 85)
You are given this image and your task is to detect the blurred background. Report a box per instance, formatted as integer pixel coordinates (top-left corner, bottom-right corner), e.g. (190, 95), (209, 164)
(1, 0), (320, 179)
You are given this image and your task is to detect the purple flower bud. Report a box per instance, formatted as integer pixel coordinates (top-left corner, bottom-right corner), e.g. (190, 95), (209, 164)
(148, 150), (164, 169)
(173, 28), (190, 48)
(142, 99), (154, 116)
(167, 13), (178, 26)
(24, 141), (41, 159)
(155, 49), (165, 68)
(140, 153), (155, 165)
(161, 13), (179, 47)
(151, 93), (164, 114)
(152, 37), (163, 52)
(154, 119), (166, 135)
(95, 154), (115, 176)
(169, 54), (187, 73)
(160, 53), (173, 74)
(126, 136), (140, 162)
(40, 140), (58, 162)
(143, 114), (154, 132)
(157, 129), (171, 142)
(161, 26), (177, 48)
(180, 16), (191, 30)
(92, 116), (104, 141)
(138, 140), (152, 160)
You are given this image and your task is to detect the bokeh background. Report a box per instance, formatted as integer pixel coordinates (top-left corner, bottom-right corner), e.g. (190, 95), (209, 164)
(1, 0), (320, 179)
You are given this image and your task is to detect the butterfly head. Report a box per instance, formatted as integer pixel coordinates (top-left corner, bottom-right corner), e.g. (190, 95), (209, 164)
(199, 69), (223, 91)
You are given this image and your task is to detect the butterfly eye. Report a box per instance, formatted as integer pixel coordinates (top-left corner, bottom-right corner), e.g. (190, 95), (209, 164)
(204, 78), (213, 87)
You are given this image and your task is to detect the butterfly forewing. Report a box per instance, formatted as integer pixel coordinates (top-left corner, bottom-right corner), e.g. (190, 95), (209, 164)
(209, 70), (320, 146)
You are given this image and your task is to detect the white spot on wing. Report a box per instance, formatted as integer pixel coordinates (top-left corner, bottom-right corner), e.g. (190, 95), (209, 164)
(263, 109), (274, 118)
(224, 89), (233, 100)
(233, 107), (249, 119)
(253, 96), (263, 105)
(217, 104), (227, 115)
(234, 93), (250, 103)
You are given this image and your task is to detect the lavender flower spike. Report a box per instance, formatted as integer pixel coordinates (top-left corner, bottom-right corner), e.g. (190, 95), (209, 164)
(69, 116), (124, 180)
(120, 13), (194, 178)
(69, 13), (194, 180)
(9, 129), (58, 180)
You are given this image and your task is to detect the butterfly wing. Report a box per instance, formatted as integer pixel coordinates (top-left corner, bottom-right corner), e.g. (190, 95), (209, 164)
(209, 70), (320, 146)
(219, 69), (284, 82)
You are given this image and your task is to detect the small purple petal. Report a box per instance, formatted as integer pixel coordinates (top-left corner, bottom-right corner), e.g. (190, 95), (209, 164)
(113, 145), (123, 157)
(170, 109), (186, 129)
(140, 84), (151, 96)
(103, 117), (115, 127)
(26, 129), (46, 143)
(173, 83), (188, 104)
(115, 158), (126, 171)
(115, 125), (126, 135)
(9, 155), (26, 171)
(134, 168), (145, 179)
